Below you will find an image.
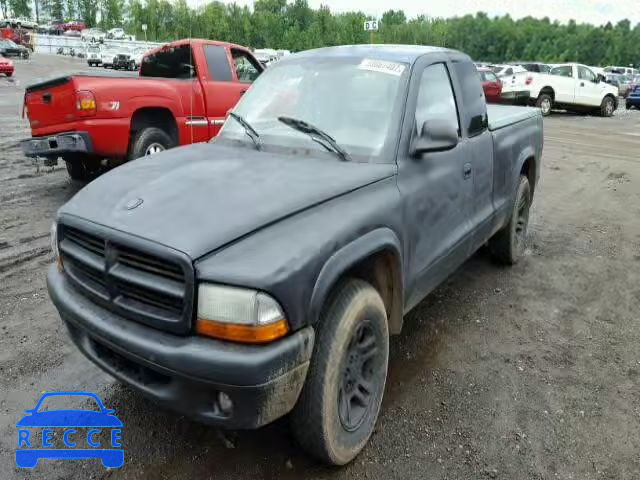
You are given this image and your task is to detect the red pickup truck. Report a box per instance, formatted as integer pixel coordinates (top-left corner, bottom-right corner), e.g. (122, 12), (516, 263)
(21, 39), (263, 179)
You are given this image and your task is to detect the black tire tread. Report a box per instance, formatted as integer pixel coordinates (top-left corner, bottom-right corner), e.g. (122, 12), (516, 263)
(489, 175), (531, 265)
(291, 278), (388, 465)
(128, 127), (173, 161)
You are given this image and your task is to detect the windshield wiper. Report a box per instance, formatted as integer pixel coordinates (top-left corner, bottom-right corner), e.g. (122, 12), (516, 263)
(227, 111), (261, 150)
(277, 116), (351, 162)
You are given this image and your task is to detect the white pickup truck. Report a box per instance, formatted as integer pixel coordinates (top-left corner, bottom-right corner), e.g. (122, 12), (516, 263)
(523, 63), (619, 116)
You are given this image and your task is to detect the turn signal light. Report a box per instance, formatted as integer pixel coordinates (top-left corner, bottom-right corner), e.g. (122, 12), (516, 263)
(76, 90), (96, 116)
(196, 318), (289, 344)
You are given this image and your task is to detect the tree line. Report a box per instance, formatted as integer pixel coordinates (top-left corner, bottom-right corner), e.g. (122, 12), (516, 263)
(2, 0), (639, 67)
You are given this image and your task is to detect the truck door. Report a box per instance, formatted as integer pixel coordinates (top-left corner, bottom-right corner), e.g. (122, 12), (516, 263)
(396, 61), (474, 307)
(451, 60), (496, 246)
(549, 65), (576, 104)
(200, 45), (262, 138)
(575, 65), (602, 106)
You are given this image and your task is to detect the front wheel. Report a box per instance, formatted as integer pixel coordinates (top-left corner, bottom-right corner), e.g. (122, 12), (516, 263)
(489, 175), (531, 265)
(291, 279), (389, 465)
(600, 96), (615, 117)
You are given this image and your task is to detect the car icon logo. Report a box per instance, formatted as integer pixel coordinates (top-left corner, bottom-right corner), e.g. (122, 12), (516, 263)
(15, 391), (124, 468)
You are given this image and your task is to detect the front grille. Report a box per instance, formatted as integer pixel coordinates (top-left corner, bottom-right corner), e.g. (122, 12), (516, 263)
(59, 223), (194, 334)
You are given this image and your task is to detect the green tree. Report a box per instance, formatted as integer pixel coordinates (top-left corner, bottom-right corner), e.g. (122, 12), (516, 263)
(8, 0), (31, 17)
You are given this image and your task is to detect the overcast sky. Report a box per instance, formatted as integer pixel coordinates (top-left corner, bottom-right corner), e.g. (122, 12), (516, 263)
(188, 0), (638, 26)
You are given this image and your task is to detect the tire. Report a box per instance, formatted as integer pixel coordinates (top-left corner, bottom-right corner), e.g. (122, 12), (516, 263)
(489, 175), (531, 265)
(6, 72), (12, 77)
(536, 93), (553, 116)
(291, 279), (389, 465)
(128, 127), (174, 161)
(600, 96), (615, 117)
(64, 157), (94, 181)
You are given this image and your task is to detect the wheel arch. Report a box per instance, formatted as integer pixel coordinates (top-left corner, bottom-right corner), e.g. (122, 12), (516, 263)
(309, 228), (404, 335)
(129, 107), (178, 145)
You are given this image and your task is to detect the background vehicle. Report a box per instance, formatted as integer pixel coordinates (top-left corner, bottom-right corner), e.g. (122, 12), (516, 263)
(477, 67), (502, 102)
(113, 46), (136, 70)
(86, 45), (102, 66)
(604, 66), (638, 76)
(490, 64), (527, 77)
(100, 46), (118, 68)
(81, 28), (106, 43)
(63, 20), (86, 32)
(626, 80), (640, 109)
(46, 44), (542, 467)
(0, 56), (13, 76)
(21, 39), (264, 180)
(525, 63), (618, 116)
(511, 62), (550, 73)
(253, 48), (278, 67)
(63, 30), (81, 38)
(0, 39), (29, 58)
(107, 28), (127, 40)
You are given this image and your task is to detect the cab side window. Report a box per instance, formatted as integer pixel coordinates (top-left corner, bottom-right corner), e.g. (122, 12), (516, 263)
(231, 49), (261, 83)
(578, 66), (596, 82)
(203, 45), (233, 82)
(415, 63), (460, 134)
(551, 66), (573, 78)
(453, 60), (487, 136)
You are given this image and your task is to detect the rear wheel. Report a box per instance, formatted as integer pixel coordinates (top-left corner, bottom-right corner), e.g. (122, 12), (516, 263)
(489, 175), (531, 265)
(291, 279), (389, 465)
(128, 127), (174, 161)
(536, 94), (553, 116)
(600, 96), (615, 117)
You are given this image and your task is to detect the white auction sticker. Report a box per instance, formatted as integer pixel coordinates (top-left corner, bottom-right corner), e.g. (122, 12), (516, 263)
(358, 58), (406, 76)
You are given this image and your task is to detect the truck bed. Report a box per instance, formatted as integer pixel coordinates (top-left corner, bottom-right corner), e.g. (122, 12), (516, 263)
(487, 104), (540, 131)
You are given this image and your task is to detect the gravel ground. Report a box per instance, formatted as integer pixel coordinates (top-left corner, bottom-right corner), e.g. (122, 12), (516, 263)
(1, 54), (640, 480)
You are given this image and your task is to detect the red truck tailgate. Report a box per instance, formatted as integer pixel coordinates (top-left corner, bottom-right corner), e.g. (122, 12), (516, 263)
(25, 76), (78, 129)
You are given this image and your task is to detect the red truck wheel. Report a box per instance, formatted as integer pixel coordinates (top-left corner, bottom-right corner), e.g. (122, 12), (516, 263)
(128, 127), (174, 161)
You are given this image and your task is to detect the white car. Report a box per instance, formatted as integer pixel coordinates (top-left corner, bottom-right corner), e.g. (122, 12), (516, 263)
(490, 64), (527, 77)
(524, 63), (619, 116)
(81, 28), (106, 42)
(86, 45), (102, 66)
(604, 66), (639, 76)
(101, 47), (118, 68)
(107, 28), (127, 40)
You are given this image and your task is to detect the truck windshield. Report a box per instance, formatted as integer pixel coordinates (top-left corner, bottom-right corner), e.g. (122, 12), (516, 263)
(218, 57), (406, 159)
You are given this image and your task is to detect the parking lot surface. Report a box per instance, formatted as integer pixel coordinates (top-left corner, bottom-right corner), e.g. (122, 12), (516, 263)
(1, 54), (639, 479)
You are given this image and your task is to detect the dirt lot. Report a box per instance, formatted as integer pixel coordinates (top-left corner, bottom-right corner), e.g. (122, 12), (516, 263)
(1, 54), (639, 480)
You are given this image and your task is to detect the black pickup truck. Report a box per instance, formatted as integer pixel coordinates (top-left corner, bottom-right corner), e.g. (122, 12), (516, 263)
(47, 45), (543, 465)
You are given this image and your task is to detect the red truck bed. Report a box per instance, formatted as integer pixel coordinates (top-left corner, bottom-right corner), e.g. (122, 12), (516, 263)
(21, 39), (263, 179)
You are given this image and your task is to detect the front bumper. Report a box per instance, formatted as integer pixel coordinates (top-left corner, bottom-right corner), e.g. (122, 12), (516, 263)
(47, 266), (314, 429)
(20, 131), (92, 158)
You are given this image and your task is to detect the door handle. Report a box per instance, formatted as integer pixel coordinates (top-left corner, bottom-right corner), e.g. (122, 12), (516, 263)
(580, 82), (585, 87)
(463, 163), (472, 179)
(240, 89), (247, 95)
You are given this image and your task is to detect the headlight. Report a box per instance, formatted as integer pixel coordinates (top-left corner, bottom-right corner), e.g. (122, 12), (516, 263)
(50, 221), (63, 271)
(196, 284), (288, 344)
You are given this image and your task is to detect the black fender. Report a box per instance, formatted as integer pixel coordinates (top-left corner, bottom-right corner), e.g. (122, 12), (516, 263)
(308, 227), (405, 334)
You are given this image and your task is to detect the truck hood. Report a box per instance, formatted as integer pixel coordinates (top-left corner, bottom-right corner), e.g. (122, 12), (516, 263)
(60, 143), (395, 259)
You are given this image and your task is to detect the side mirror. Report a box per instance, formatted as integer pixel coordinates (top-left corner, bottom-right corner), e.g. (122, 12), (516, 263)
(410, 119), (459, 157)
